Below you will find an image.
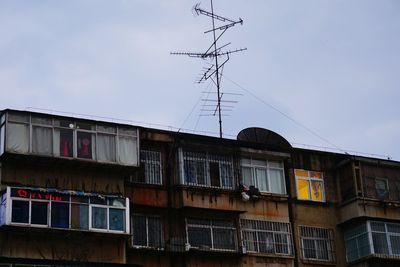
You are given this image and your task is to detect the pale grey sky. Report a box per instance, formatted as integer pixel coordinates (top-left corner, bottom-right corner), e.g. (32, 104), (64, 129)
(0, 0), (399, 160)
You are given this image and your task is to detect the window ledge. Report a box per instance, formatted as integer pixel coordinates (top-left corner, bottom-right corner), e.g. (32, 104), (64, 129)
(245, 252), (294, 259)
(300, 259), (336, 266)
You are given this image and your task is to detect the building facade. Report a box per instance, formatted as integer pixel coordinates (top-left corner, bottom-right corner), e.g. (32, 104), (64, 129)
(0, 109), (399, 267)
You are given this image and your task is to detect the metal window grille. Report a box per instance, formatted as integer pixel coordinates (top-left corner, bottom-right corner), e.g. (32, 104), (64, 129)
(186, 218), (237, 251)
(299, 226), (334, 261)
(181, 151), (234, 189)
(139, 150), (162, 185)
(240, 219), (293, 255)
(132, 214), (164, 249)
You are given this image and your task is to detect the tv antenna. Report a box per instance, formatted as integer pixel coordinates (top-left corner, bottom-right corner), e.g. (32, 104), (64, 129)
(171, 0), (246, 138)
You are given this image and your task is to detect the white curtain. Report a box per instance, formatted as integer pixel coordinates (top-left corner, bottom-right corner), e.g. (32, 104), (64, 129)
(97, 134), (116, 162)
(256, 168), (268, 192)
(6, 123), (29, 153)
(32, 126), (52, 155)
(118, 136), (137, 165)
(270, 168), (285, 194)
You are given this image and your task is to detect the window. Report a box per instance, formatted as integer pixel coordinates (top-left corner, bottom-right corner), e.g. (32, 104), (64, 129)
(6, 187), (128, 233)
(186, 218), (237, 251)
(3, 112), (139, 166)
(241, 158), (286, 194)
(295, 169), (325, 202)
(132, 214), (164, 248)
(240, 219), (292, 255)
(344, 221), (400, 263)
(181, 150), (234, 189)
(375, 177), (389, 200)
(299, 226), (334, 261)
(132, 150), (162, 185)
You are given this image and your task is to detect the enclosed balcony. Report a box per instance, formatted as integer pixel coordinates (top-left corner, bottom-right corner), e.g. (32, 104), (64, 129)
(0, 110), (139, 166)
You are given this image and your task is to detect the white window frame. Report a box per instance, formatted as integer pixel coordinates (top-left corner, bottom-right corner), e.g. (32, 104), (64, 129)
(241, 158), (286, 194)
(3, 112), (139, 166)
(299, 225), (334, 262)
(295, 169), (325, 202)
(186, 218), (237, 252)
(240, 219), (293, 255)
(4, 186), (129, 234)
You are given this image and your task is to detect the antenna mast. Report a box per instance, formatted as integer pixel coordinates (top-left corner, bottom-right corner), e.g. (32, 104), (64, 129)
(171, 0), (246, 138)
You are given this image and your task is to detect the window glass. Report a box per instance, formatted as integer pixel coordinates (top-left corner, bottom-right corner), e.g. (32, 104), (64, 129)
(295, 169), (324, 202)
(188, 226), (212, 248)
(242, 167), (252, 186)
(6, 123), (29, 153)
(51, 202), (69, 228)
(213, 228), (236, 250)
(256, 168), (268, 191)
(109, 198), (125, 207)
(76, 122), (94, 130)
(118, 127), (136, 136)
(133, 215), (147, 246)
(258, 231), (274, 253)
(90, 197), (107, 205)
(11, 188), (30, 198)
(31, 116), (52, 125)
(32, 126), (53, 155)
(97, 125), (116, 134)
(8, 113), (29, 123)
(97, 134), (116, 162)
(54, 119), (74, 128)
(0, 124), (5, 155)
(147, 216), (163, 247)
(109, 208), (124, 231)
(118, 136), (137, 165)
(31, 201), (48, 225)
(71, 196), (89, 203)
(92, 207), (107, 229)
(11, 200), (29, 223)
(270, 168), (285, 194)
(140, 150), (162, 185)
(71, 204), (89, 230)
(77, 132), (94, 159)
(54, 128), (73, 157)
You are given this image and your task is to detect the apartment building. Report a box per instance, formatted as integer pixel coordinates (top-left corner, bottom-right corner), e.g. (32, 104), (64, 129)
(0, 109), (399, 267)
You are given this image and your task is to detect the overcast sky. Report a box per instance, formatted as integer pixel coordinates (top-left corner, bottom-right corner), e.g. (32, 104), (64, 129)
(0, 0), (399, 160)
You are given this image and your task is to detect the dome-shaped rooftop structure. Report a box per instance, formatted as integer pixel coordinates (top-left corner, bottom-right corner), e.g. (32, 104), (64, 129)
(237, 127), (292, 150)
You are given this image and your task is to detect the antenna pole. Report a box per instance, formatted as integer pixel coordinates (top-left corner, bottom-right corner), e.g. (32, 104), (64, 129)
(210, 0), (223, 138)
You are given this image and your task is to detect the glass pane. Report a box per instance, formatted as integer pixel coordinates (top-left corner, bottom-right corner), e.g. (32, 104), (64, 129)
(311, 180), (324, 201)
(213, 228), (236, 250)
(188, 227), (212, 248)
(32, 126), (53, 155)
(71, 196), (89, 203)
(390, 235), (400, 255)
(303, 239), (316, 259)
(148, 217), (163, 247)
(71, 204), (88, 230)
(6, 123), (29, 153)
(220, 163), (233, 188)
(118, 127), (136, 136)
(372, 232), (389, 254)
(316, 240), (330, 260)
(97, 134), (116, 162)
(270, 169), (285, 194)
(54, 120), (74, 128)
(256, 168), (268, 192)
(51, 202), (69, 228)
(109, 208), (124, 231)
(243, 230), (257, 252)
(8, 113), (29, 123)
(97, 125), (116, 134)
(77, 132), (94, 159)
(90, 197), (107, 205)
(133, 215), (147, 246)
(76, 122), (94, 130)
(275, 233), (289, 254)
(109, 198), (125, 207)
(31, 116), (52, 125)
(269, 161), (283, 168)
(297, 179), (310, 200)
(92, 207), (107, 229)
(11, 188), (30, 198)
(0, 125), (4, 155)
(31, 202), (48, 225)
(11, 200), (29, 223)
(118, 136), (137, 165)
(295, 169), (309, 178)
(54, 128), (73, 157)
(242, 167), (253, 186)
(258, 232), (274, 253)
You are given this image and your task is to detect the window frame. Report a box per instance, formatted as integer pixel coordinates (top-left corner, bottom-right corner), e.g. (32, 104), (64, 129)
(3, 112), (139, 166)
(375, 177), (389, 199)
(131, 214), (164, 249)
(186, 218), (238, 252)
(240, 158), (286, 194)
(299, 225), (334, 262)
(139, 150), (163, 185)
(295, 169), (325, 202)
(4, 187), (129, 234)
(180, 149), (235, 189)
(240, 219), (293, 256)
